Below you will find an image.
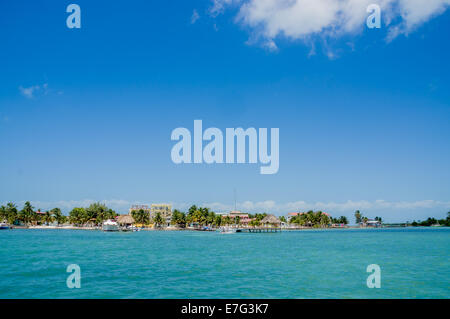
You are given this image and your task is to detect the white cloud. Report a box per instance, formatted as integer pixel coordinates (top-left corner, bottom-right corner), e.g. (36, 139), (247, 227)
(200, 199), (450, 215)
(387, 0), (450, 41)
(263, 38), (278, 51)
(191, 9), (200, 24)
(19, 85), (40, 99)
(19, 83), (49, 99)
(211, 0), (450, 49)
(4, 199), (449, 221)
(210, 0), (239, 17)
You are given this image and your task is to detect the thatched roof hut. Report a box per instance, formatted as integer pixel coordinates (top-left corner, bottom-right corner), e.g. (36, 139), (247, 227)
(261, 214), (281, 225)
(117, 215), (135, 225)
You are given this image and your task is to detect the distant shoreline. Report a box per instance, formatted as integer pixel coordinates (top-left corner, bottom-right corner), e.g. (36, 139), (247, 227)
(4, 225), (448, 231)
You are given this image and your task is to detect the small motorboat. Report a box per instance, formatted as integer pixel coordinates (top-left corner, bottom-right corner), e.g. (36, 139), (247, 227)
(119, 225), (140, 232)
(218, 226), (236, 234)
(0, 222), (10, 230)
(102, 219), (119, 232)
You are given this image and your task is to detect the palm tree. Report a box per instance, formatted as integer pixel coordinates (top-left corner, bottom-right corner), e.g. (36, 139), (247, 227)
(5, 203), (18, 224)
(132, 209), (150, 225)
(43, 211), (53, 225)
(86, 202), (106, 225)
(69, 207), (87, 226)
(193, 209), (206, 226)
(153, 212), (164, 228)
(362, 216), (369, 226)
(224, 216), (232, 226)
(20, 201), (34, 226)
(355, 210), (362, 224)
(171, 209), (186, 227)
(214, 215), (222, 227)
(51, 208), (65, 225)
(207, 211), (216, 226)
(0, 205), (9, 222)
(318, 212), (330, 227)
(249, 219), (260, 227)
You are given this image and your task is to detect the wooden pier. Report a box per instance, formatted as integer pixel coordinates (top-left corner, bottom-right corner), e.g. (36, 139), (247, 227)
(238, 227), (281, 233)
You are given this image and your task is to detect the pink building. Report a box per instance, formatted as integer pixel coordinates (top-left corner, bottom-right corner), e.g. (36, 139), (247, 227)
(223, 211), (252, 224)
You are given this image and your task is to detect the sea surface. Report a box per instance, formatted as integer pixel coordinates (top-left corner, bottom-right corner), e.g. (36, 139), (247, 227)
(0, 228), (448, 299)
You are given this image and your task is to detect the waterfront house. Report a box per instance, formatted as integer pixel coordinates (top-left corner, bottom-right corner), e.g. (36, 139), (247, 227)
(362, 219), (382, 228)
(33, 210), (46, 225)
(223, 211), (251, 225)
(261, 214), (281, 227)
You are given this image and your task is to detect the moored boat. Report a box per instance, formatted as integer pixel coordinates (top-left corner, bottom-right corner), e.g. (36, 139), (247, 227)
(218, 226), (236, 234)
(102, 219), (119, 232)
(0, 222), (10, 230)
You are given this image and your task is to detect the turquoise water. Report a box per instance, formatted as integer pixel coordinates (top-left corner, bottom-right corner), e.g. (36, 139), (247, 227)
(0, 228), (448, 298)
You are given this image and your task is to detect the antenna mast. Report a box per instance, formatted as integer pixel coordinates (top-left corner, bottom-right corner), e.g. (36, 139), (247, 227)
(234, 188), (237, 211)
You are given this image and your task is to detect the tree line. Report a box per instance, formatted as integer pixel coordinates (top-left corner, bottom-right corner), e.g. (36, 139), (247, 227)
(68, 203), (117, 226)
(132, 205), (228, 228)
(411, 213), (450, 227)
(0, 201), (66, 226)
(354, 210), (382, 224)
(288, 211), (347, 227)
(132, 206), (273, 228)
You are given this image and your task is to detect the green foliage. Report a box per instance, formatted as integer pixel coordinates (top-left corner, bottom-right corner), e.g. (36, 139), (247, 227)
(331, 216), (348, 224)
(87, 202), (116, 224)
(185, 205), (219, 226)
(223, 216), (232, 225)
(171, 209), (186, 227)
(289, 211), (331, 227)
(0, 202), (19, 224)
(248, 213), (267, 221)
(69, 207), (87, 225)
(43, 211), (53, 225)
(249, 219), (260, 227)
(19, 201), (35, 225)
(214, 215), (222, 227)
(68, 203), (116, 226)
(153, 212), (164, 227)
(354, 210), (362, 224)
(131, 209), (150, 225)
(50, 208), (66, 225)
(411, 216), (449, 227)
(0, 206), (6, 221)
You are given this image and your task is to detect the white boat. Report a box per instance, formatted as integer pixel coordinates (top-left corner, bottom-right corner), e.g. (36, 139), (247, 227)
(0, 222), (10, 230)
(102, 219), (119, 232)
(218, 226), (236, 234)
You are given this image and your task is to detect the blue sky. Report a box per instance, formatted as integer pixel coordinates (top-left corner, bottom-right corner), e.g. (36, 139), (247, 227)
(0, 1), (449, 222)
